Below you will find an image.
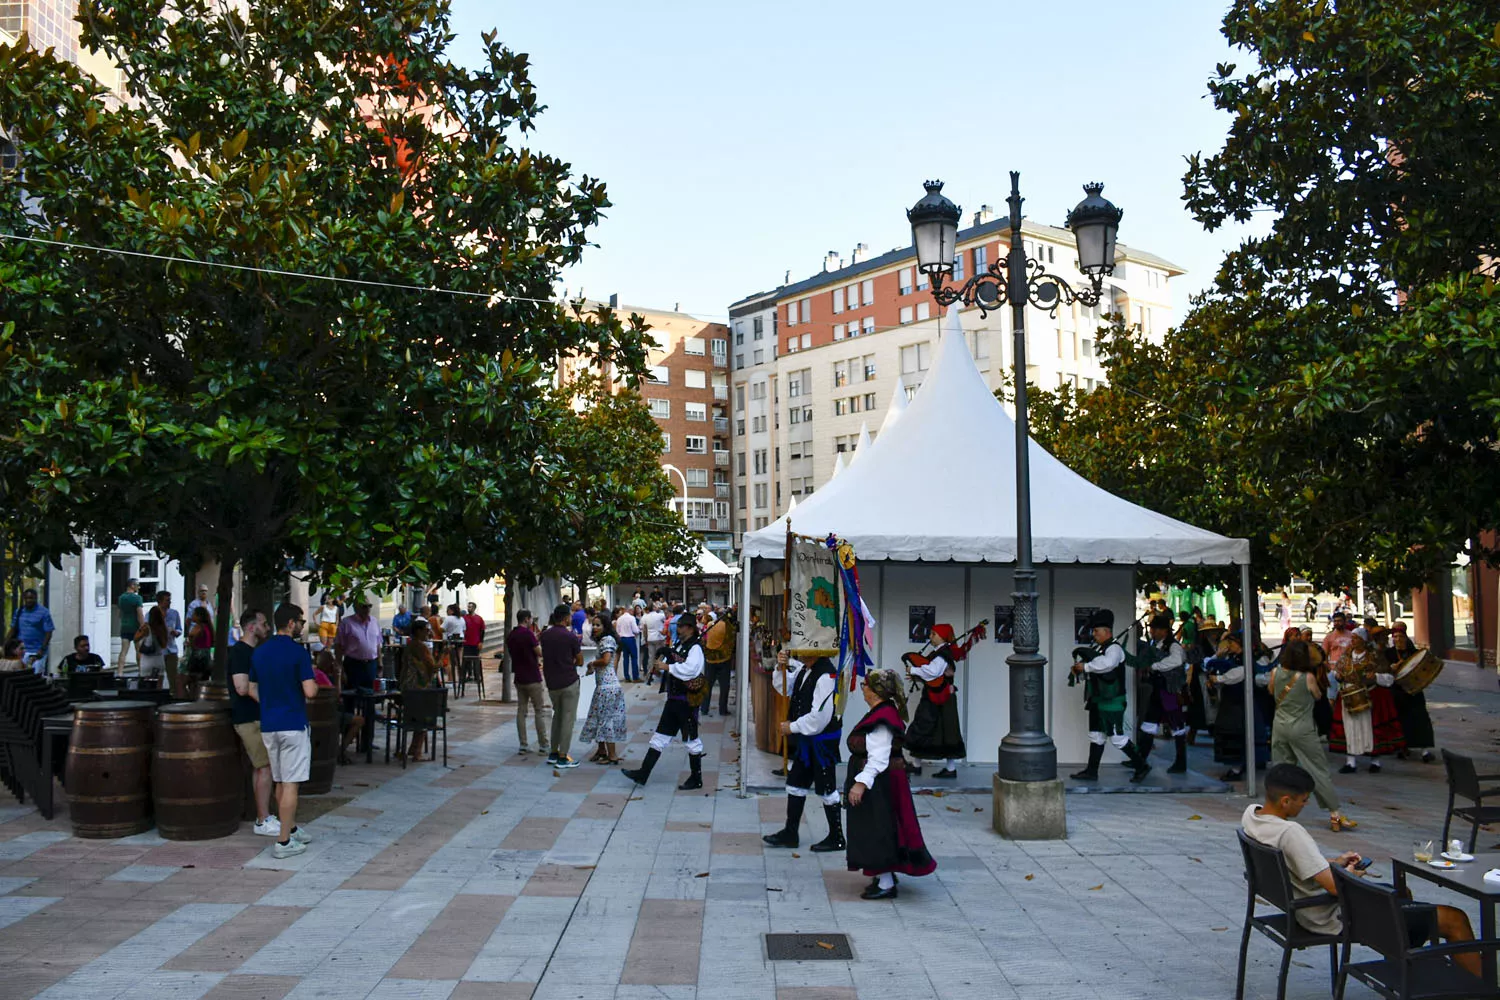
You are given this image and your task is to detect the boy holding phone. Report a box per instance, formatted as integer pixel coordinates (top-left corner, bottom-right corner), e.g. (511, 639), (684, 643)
(1243, 763), (1478, 975)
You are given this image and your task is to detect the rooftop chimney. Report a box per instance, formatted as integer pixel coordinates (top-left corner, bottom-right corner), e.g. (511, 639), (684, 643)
(784, 269), (792, 284)
(851, 242), (870, 264)
(973, 204), (996, 226)
(823, 250), (841, 273)
(608, 293), (619, 308)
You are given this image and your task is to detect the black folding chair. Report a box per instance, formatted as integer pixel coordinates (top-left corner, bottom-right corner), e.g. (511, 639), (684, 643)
(1331, 866), (1499, 999)
(1236, 829), (1343, 1000)
(385, 688), (447, 769)
(457, 656), (484, 700)
(1440, 749), (1500, 853)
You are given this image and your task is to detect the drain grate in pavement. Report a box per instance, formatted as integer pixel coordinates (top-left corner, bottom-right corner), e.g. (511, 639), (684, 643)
(765, 932), (853, 961)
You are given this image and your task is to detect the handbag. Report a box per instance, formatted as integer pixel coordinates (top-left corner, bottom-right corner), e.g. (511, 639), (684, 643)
(138, 631), (159, 655)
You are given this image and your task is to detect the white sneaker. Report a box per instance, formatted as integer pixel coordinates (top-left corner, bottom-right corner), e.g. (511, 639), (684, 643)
(272, 838), (307, 859)
(253, 817), (282, 837)
(290, 826), (312, 845)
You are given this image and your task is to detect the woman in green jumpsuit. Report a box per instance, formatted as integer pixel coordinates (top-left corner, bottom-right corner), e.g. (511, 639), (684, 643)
(1269, 639), (1357, 832)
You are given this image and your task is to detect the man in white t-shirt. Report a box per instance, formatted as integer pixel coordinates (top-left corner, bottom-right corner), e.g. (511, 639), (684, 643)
(1242, 763), (1478, 976)
(642, 605), (667, 683)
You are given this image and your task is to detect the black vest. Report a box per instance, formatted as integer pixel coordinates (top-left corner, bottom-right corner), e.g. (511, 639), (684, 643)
(665, 636), (699, 698)
(788, 659), (841, 735)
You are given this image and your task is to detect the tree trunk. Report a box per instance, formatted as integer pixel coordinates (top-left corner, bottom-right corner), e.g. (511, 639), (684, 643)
(211, 556), (238, 684)
(500, 570), (514, 703)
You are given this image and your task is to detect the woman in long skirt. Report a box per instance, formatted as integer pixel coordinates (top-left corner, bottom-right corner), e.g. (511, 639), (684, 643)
(580, 611), (628, 764)
(1330, 634), (1404, 772)
(1387, 624), (1436, 762)
(844, 669), (936, 900)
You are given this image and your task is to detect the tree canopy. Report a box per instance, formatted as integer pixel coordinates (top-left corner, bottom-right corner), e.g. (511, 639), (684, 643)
(1026, 0), (1500, 593)
(0, 0), (693, 650)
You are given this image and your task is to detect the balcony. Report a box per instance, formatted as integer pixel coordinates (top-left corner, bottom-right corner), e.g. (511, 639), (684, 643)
(686, 517), (711, 531)
(713, 450), (730, 467)
(713, 417), (729, 433)
(715, 483), (730, 498)
(713, 385), (728, 400)
(712, 352), (728, 368)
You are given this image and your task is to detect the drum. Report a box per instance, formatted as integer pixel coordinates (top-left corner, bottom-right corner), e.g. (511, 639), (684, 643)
(1341, 681), (1372, 715)
(1395, 649), (1443, 694)
(153, 700), (241, 840)
(66, 700), (154, 839)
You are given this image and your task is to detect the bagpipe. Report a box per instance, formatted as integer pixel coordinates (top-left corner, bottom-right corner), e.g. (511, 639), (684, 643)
(902, 619), (988, 687)
(1067, 615), (1146, 687)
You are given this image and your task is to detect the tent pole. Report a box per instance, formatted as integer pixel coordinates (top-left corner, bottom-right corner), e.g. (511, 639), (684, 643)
(737, 553), (753, 798)
(1242, 561), (1257, 799)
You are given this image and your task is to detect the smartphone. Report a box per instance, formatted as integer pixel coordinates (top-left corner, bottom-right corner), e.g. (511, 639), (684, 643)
(1353, 857), (1374, 871)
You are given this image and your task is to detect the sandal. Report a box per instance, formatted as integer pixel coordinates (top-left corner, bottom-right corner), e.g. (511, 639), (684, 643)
(1330, 814), (1358, 832)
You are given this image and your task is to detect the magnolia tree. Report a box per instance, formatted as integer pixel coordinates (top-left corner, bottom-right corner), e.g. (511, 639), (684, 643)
(0, 0), (693, 671)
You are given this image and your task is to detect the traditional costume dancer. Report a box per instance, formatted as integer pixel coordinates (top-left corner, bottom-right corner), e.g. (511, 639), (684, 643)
(1068, 609), (1152, 783)
(623, 615), (707, 790)
(763, 651), (844, 852)
(1387, 624), (1436, 763)
(1131, 613), (1190, 774)
(844, 668), (936, 900)
(904, 624), (970, 778)
(1330, 632), (1404, 773)
(1205, 629), (1272, 782)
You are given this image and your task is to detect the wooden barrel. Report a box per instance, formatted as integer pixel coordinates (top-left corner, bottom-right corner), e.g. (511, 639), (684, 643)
(153, 701), (242, 841)
(198, 682), (231, 705)
(66, 700), (154, 839)
(302, 688), (340, 795)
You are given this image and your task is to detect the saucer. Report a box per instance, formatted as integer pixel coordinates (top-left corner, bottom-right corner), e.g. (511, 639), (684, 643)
(1427, 860), (1457, 869)
(1442, 852), (1475, 863)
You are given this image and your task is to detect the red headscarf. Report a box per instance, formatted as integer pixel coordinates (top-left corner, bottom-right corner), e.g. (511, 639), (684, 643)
(930, 624), (956, 644)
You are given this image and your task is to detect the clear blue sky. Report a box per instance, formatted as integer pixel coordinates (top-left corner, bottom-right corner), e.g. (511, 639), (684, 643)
(448, 1), (1258, 320)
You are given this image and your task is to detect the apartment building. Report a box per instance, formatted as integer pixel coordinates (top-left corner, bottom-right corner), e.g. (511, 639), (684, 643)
(590, 300), (735, 563)
(730, 211), (1182, 545)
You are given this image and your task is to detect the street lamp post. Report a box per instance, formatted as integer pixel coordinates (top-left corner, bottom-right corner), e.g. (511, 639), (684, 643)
(661, 463), (692, 604)
(907, 172), (1121, 837)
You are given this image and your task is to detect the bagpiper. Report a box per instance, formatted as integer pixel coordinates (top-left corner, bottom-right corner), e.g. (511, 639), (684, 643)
(762, 651), (844, 852)
(623, 614), (707, 789)
(1069, 609), (1152, 783)
(1130, 612), (1190, 774)
(904, 622), (983, 779)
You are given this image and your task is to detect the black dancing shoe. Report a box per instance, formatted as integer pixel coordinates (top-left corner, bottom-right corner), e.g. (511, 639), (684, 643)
(860, 883), (898, 900)
(1221, 768), (1244, 781)
(1368, 761), (1382, 773)
(762, 828), (799, 849)
(1337, 763), (1357, 774)
(933, 768), (958, 779)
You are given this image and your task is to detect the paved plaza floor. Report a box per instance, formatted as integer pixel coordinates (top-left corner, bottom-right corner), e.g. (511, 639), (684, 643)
(2, 664), (1499, 1000)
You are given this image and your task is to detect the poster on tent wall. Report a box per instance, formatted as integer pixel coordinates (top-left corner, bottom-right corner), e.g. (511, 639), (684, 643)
(787, 538), (841, 656)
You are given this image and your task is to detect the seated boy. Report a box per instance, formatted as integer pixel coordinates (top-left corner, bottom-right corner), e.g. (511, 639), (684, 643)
(1242, 762), (1479, 977)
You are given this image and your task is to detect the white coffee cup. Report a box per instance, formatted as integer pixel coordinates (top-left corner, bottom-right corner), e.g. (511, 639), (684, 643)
(1450, 839), (1465, 857)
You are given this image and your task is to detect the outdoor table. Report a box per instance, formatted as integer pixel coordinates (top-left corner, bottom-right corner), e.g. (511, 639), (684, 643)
(354, 690), (396, 764)
(1393, 851), (1500, 983)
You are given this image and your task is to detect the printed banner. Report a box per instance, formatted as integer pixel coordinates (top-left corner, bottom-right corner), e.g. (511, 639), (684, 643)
(787, 537), (841, 655)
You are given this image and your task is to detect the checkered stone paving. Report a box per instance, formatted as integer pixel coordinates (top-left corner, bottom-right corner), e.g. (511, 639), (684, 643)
(2, 665), (1498, 999)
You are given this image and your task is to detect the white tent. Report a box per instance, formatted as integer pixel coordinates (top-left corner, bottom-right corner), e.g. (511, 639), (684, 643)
(743, 310), (1247, 565)
(735, 307), (1259, 796)
(880, 375), (908, 435)
(663, 547), (736, 577)
(851, 422), (873, 465)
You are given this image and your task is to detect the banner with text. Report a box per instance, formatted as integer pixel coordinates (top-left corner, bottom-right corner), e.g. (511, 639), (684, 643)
(787, 537), (842, 656)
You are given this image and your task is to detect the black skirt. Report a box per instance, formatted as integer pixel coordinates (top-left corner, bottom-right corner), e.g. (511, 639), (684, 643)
(1392, 687), (1435, 749)
(906, 693), (965, 760)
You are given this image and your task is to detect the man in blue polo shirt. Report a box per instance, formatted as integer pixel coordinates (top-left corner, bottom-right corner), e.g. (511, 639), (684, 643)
(11, 588), (55, 674)
(249, 603), (318, 859)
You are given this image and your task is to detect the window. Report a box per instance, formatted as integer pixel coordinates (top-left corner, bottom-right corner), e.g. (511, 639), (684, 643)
(966, 331), (990, 360)
(916, 301), (931, 322)
(753, 483), (768, 509)
(788, 373), (803, 398)
(735, 354), (744, 369)
(751, 382), (767, 400)
(736, 452), (746, 476)
(833, 361), (848, 387)
(786, 303), (797, 326)
(863, 317), (875, 336)
(711, 338), (728, 360)
(774, 447), (780, 470)
(832, 288), (844, 314)
(734, 322), (744, 345)
(864, 355), (876, 380)
(861, 279), (874, 305)
(753, 349), (764, 364)
(753, 316), (764, 339)
(834, 435), (850, 453)
(1057, 372), (1069, 388)
(686, 468), (708, 487)
(790, 407), (802, 425)
(864, 392), (877, 410)
(661, 433), (670, 453)
(899, 306), (914, 325)
(736, 419), (745, 436)
(899, 267), (913, 295)
(901, 342), (931, 374)
(686, 435), (708, 454)
(685, 402), (707, 421)
(834, 398), (849, 416)
(1081, 338), (1094, 360)
(736, 486), (745, 509)
(953, 252), (966, 282)
(684, 369), (706, 389)
(917, 269), (928, 291)
(752, 415), (766, 433)
(799, 299), (811, 323)
(679, 337), (704, 356)
(753, 449), (767, 474)
(1057, 329), (1068, 359)
(801, 405), (812, 422)
(833, 323), (845, 341)
(647, 398), (671, 419)
(974, 246), (988, 272)
(847, 285), (859, 310)
(802, 476), (815, 493)
(789, 440), (804, 460)
(735, 386), (745, 410)
(1048, 245), (1055, 264)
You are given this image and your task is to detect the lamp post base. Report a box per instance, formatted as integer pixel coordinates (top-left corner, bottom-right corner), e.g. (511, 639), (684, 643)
(992, 774), (1066, 841)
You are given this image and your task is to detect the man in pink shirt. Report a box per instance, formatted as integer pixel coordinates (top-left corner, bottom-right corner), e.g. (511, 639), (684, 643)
(335, 600), (382, 691)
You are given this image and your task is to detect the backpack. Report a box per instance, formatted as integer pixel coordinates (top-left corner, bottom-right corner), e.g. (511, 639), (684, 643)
(704, 620), (736, 663)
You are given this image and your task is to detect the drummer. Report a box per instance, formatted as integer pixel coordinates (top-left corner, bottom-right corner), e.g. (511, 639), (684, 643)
(1386, 623), (1437, 764)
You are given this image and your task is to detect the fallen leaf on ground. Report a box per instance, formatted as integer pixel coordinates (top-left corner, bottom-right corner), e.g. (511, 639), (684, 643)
(695, 872), (709, 878)
(1088, 884), (1104, 891)
(574, 865), (596, 870)
(931, 790), (946, 797)
(974, 808), (983, 812)
(481, 810), (489, 815)
(917, 814), (931, 818)
(1211, 927), (1229, 932)
(946, 806), (961, 812)
(792, 853), (801, 858)
(767, 887), (783, 892)
(182, 864), (195, 869)
(1189, 857), (1202, 863)
(553, 770), (561, 777)
(1187, 814), (1202, 821)
(1024, 873), (1035, 881)
(816, 941), (835, 950)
